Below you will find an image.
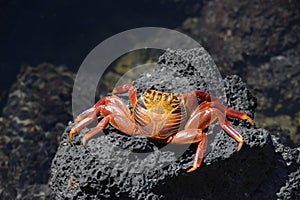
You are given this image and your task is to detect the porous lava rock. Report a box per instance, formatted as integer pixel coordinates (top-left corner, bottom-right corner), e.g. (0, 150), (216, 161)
(50, 48), (300, 199)
(180, 0), (300, 73)
(0, 64), (74, 199)
(178, 0), (300, 145)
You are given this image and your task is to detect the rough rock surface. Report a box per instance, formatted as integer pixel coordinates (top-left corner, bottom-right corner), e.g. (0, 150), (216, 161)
(50, 48), (300, 199)
(179, 0), (300, 145)
(180, 0), (300, 73)
(0, 64), (74, 199)
(1, 1), (299, 199)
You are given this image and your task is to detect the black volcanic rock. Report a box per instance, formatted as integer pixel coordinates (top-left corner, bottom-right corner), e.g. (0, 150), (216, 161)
(180, 0), (300, 73)
(50, 48), (300, 199)
(178, 0), (300, 145)
(0, 64), (74, 199)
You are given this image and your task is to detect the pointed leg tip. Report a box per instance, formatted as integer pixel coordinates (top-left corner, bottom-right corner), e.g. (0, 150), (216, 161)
(186, 164), (200, 173)
(82, 136), (88, 148)
(237, 141), (243, 152)
(249, 119), (255, 126)
(166, 136), (173, 143)
(68, 136), (73, 144)
(186, 167), (197, 173)
(245, 116), (254, 126)
(68, 129), (77, 144)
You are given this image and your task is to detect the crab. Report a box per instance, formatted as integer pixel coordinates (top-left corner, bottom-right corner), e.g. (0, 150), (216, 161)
(69, 84), (254, 172)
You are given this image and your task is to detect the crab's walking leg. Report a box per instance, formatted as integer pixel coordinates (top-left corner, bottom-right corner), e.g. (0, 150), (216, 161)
(191, 90), (220, 102)
(82, 115), (111, 147)
(112, 84), (138, 108)
(190, 101), (254, 126)
(187, 90), (254, 125)
(173, 100), (251, 172)
(168, 129), (208, 172)
(70, 93), (141, 146)
(168, 109), (216, 172)
(69, 107), (98, 144)
(188, 134), (207, 173)
(82, 113), (140, 147)
(190, 103), (246, 151)
(214, 109), (244, 151)
(225, 108), (254, 126)
(68, 96), (111, 144)
(182, 90), (220, 116)
(69, 95), (130, 144)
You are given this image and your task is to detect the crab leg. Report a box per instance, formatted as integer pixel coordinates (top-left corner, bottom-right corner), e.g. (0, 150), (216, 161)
(69, 111), (96, 144)
(192, 101), (254, 126)
(69, 107), (98, 144)
(82, 115), (111, 147)
(112, 84), (138, 108)
(186, 90), (254, 126)
(171, 99), (252, 172)
(68, 97), (110, 144)
(189, 104), (246, 151)
(69, 95), (130, 144)
(181, 90), (219, 116)
(225, 108), (254, 126)
(82, 113), (141, 146)
(168, 129), (208, 173)
(69, 93), (142, 146)
(191, 90), (219, 102)
(188, 133), (207, 173)
(167, 108), (216, 172)
(213, 109), (244, 151)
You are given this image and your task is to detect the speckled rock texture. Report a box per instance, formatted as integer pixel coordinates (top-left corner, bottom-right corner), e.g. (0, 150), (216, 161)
(50, 48), (300, 199)
(180, 0), (299, 72)
(179, 0), (300, 145)
(0, 64), (74, 199)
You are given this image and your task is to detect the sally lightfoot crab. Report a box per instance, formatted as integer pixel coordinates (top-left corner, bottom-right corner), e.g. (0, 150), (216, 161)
(69, 84), (254, 172)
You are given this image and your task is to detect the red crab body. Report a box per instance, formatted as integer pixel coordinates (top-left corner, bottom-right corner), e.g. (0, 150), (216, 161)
(69, 84), (254, 172)
(133, 89), (187, 140)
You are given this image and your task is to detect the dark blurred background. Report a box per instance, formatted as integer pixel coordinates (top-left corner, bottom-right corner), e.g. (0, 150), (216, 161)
(0, 0), (196, 90)
(0, 0), (202, 198)
(0, 0), (299, 198)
